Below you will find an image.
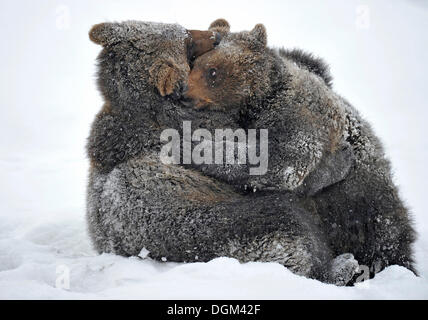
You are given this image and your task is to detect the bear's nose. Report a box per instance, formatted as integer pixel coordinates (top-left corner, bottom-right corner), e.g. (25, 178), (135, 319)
(181, 84), (189, 98)
(181, 99), (193, 108)
(180, 87), (195, 107)
(213, 32), (221, 46)
(180, 97), (195, 108)
(168, 83), (188, 101)
(181, 83), (189, 95)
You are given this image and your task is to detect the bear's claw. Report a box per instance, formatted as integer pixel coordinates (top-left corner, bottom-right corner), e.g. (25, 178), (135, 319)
(328, 253), (359, 286)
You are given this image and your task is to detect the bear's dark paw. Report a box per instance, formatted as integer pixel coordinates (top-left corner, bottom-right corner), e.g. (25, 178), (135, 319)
(149, 59), (188, 98)
(328, 253), (359, 286)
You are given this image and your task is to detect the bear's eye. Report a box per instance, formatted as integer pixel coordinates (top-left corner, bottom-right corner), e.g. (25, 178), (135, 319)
(208, 68), (217, 79)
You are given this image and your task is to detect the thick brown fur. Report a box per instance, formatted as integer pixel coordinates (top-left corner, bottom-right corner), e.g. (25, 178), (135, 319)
(86, 20), (360, 286)
(183, 20), (416, 279)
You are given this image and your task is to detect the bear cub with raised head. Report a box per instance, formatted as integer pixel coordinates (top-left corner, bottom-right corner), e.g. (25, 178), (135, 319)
(184, 19), (416, 277)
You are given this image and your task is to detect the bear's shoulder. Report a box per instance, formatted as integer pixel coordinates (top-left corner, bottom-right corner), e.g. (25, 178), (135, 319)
(278, 48), (333, 88)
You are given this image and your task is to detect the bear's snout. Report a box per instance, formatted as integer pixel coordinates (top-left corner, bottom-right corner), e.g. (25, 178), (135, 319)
(181, 90), (212, 110)
(181, 69), (213, 109)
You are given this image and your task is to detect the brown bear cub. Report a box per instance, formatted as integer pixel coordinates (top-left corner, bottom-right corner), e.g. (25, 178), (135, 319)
(87, 22), (220, 172)
(183, 19), (416, 278)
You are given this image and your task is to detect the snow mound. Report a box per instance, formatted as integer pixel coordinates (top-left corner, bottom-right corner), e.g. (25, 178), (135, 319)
(0, 215), (427, 299)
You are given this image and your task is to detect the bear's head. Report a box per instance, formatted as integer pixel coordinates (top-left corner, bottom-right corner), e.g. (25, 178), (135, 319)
(89, 21), (220, 104)
(183, 19), (273, 110)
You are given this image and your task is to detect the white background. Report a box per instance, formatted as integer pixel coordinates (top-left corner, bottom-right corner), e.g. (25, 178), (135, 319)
(0, 0), (427, 299)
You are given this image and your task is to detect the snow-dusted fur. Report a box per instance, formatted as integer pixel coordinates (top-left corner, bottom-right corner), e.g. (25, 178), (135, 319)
(185, 20), (417, 278)
(86, 20), (356, 285)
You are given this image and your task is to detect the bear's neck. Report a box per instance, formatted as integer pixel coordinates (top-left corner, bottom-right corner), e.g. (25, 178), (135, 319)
(247, 49), (291, 114)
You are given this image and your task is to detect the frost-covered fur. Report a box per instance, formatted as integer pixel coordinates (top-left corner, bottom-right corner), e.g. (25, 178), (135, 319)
(185, 21), (416, 277)
(88, 154), (341, 282)
(278, 48), (333, 88)
(86, 20), (355, 285)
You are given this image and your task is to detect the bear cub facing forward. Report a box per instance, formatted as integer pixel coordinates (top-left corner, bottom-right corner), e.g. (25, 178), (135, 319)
(184, 19), (416, 277)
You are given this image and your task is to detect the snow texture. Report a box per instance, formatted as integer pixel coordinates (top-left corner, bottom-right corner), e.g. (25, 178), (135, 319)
(1, 0), (428, 299)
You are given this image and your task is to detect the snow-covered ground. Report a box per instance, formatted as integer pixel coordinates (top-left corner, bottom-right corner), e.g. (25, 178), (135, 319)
(1, 0), (427, 299)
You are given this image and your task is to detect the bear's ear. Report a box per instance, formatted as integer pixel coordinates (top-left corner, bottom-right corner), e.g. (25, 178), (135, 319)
(89, 22), (121, 46)
(188, 30), (221, 58)
(250, 24), (267, 47)
(209, 18), (230, 36)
